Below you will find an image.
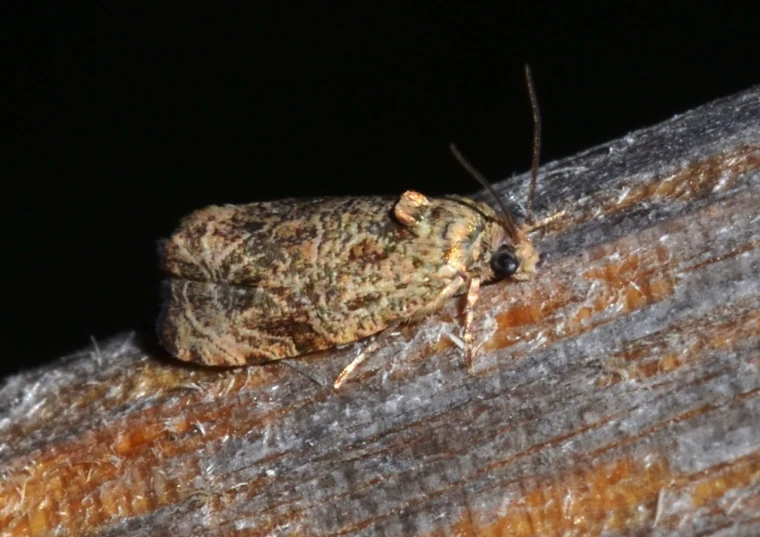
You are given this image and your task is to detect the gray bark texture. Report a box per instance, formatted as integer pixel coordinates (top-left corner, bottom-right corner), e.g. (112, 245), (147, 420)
(2, 86), (759, 537)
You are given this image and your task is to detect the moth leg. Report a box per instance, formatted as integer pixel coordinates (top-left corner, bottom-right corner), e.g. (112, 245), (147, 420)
(409, 275), (466, 321)
(333, 338), (380, 389)
(463, 276), (482, 373)
(526, 209), (566, 232)
(333, 322), (402, 389)
(335, 276), (467, 389)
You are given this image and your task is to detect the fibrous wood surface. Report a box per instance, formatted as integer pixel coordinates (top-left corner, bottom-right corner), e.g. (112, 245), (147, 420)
(1, 87), (759, 537)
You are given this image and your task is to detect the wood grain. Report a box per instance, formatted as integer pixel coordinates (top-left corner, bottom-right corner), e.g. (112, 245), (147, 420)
(1, 86), (759, 537)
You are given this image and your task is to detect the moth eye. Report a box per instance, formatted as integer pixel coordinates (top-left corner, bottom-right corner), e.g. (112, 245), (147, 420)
(491, 247), (520, 278)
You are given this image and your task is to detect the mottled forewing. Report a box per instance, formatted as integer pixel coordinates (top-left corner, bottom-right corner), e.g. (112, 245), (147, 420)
(158, 196), (456, 365)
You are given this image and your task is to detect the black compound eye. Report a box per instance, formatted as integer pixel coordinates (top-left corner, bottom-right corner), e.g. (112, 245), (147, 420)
(491, 247), (520, 278)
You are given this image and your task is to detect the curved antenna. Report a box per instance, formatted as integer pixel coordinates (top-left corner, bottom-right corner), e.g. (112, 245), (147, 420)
(524, 64), (541, 222)
(449, 143), (518, 238)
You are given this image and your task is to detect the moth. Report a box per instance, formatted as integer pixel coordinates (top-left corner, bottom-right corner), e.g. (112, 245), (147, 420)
(157, 67), (555, 387)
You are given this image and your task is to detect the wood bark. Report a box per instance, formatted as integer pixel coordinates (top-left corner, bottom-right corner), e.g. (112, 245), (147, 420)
(2, 86), (759, 537)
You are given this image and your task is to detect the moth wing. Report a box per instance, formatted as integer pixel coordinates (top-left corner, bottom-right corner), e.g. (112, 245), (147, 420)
(158, 274), (453, 366)
(158, 279), (336, 366)
(158, 194), (473, 366)
(160, 197), (364, 286)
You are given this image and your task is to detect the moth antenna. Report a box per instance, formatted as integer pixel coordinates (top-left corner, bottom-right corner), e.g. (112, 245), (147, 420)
(524, 64), (541, 222)
(449, 143), (518, 238)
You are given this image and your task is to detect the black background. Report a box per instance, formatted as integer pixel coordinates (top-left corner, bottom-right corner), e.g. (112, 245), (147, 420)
(3, 4), (758, 379)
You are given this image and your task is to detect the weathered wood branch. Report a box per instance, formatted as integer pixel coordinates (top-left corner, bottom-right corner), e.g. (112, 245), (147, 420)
(2, 87), (759, 537)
